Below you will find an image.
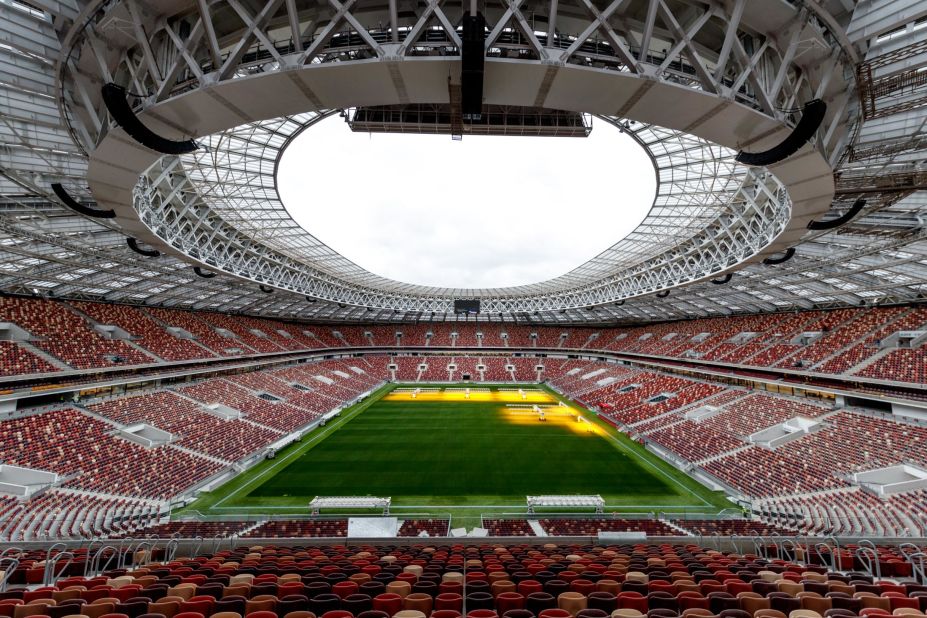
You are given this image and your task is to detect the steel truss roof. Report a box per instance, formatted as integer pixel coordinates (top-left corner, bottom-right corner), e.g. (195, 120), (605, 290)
(0, 0), (925, 325)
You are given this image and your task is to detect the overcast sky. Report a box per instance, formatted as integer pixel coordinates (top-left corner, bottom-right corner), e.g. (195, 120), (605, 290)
(277, 115), (656, 289)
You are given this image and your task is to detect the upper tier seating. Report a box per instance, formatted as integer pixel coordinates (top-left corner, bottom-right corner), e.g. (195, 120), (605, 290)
(3, 296), (927, 385)
(71, 301), (214, 361)
(0, 296), (155, 369)
(146, 307), (258, 356)
(196, 312), (294, 353)
(0, 408), (221, 498)
(452, 324), (482, 347)
(398, 324), (430, 346)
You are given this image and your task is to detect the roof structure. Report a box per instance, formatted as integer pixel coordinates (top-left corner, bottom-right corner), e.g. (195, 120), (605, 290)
(1, 0), (926, 324)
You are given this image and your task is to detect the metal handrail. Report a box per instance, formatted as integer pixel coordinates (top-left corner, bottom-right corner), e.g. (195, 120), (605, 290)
(43, 551), (74, 587)
(749, 531), (765, 558)
(89, 545), (118, 577)
(83, 538), (101, 577)
(129, 541), (152, 570)
(116, 537), (133, 570)
(856, 545), (881, 581)
(0, 558), (19, 593)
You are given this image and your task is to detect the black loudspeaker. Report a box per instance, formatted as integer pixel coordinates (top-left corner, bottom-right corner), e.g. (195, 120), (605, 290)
(126, 237), (161, 257)
(807, 199), (866, 230)
(101, 83), (199, 155)
(656, 289), (670, 298)
(51, 183), (116, 218)
(259, 285), (274, 293)
(193, 266), (216, 278)
(763, 247), (795, 265)
(461, 13), (486, 119)
(735, 99), (826, 166)
(711, 273), (733, 285)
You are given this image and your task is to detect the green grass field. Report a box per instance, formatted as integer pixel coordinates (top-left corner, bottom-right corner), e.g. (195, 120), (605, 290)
(180, 384), (732, 527)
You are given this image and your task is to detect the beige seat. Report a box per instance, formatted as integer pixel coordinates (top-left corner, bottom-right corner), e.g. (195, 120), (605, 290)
(682, 610), (714, 618)
(166, 586), (196, 601)
(857, 595), (892, 612)
(740, 593), (771, 616)
(51, 591), (82, 603)
(558, 592), (588, 616)
(596, 580), (621, 595)
(442, 572), (464, 584)
(778, 582), (804, 596)
(146, 601), (179, 618)
(223, 586), (251, 599)
(386, 581), (412, 598)
(13, 605), (52, 618)
(80, 603), (115, 618)
(403, 593), (433, 615)
(245, 596), (277, 615)
(754, 611), (787, 618)
(625, 572), (648, 584)
(788, 611), (822, 618)
(611, 610), (644, 618)
(393, 611), (426, 618)
(229, 574), (255, 586)
(492, 581), (516, 596)
(894, 611), (926, 617)
(211, 613), (243, 618)
(108, 576), (134, 589)
(403, 565), (423, 578)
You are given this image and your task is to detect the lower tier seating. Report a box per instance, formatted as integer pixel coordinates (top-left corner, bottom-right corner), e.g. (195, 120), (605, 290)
(0, 409), (222, 499)
(2, 539), (924, 618)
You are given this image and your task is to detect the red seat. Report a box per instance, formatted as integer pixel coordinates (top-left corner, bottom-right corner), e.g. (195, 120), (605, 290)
(435, 594), (463, 612)
(617, 593), (648, 613)
(373, 593), (403, 616)
(495, 593), (525, 614)
(332, 583), (359, 600)
(517, 582), (543, 597)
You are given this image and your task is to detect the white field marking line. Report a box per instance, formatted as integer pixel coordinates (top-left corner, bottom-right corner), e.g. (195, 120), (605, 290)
(212, 390), (384, 509)
(543, 387), (712, 507)
(208, 503), (713, 511)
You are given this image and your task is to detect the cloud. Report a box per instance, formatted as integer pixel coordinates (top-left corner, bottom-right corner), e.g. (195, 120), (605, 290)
(277, 115), (656, 289)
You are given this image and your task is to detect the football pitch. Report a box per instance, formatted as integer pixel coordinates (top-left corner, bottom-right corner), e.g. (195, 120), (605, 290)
(185, 384), (731, 523)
